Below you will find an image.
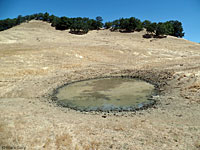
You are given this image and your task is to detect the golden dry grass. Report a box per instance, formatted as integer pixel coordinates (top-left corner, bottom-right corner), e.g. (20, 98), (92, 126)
(0, 20), (200, 150)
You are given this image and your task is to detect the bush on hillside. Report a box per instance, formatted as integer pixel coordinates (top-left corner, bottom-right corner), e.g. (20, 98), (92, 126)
(104, 22), (112, 29)
(143, 20), (184, 38)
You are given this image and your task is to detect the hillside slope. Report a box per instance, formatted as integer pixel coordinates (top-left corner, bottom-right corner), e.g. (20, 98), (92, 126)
(0, 20), (200, 150)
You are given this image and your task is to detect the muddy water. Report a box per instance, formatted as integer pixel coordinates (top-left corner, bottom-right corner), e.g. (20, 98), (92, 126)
(55, 78), (156, 111)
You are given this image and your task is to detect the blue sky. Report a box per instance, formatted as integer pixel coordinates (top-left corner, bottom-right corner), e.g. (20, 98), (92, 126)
(0, 0), (199, 43)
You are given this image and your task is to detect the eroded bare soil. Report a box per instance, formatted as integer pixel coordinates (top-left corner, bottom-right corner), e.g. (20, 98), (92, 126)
(0, 20), (200, 150)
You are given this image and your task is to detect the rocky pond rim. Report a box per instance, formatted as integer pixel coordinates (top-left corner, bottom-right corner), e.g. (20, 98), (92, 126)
(46, 69), (174, 114)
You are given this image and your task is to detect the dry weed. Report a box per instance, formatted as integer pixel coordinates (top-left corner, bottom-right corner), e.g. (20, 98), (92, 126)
(55, 133), (73, 150)
(83, 141), (101, 150)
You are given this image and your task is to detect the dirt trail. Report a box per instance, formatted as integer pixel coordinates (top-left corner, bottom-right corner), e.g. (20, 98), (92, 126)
(0, 20), (200, 150)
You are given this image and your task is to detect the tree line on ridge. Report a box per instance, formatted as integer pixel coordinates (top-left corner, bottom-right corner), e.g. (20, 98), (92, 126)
(0, 12), (184, 37)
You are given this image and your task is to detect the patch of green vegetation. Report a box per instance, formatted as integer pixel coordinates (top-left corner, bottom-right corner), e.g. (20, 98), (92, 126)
(0, 12), (184, 37)
(106, 18), (184, 38)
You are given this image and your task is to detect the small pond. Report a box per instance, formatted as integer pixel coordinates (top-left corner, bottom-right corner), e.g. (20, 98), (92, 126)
(54, 77), (156, 112)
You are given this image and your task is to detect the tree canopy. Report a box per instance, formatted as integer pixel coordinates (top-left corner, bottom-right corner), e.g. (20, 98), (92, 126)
(143, 20), (184, 38)
(0, 12), (185, 37)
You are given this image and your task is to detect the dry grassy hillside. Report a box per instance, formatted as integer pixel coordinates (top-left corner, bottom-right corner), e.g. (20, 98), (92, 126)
(0, 20), (200, 150)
